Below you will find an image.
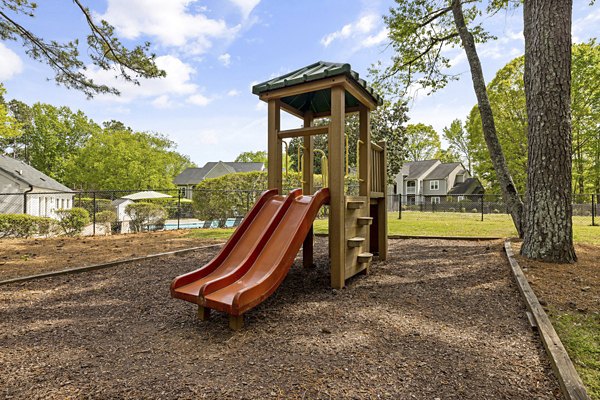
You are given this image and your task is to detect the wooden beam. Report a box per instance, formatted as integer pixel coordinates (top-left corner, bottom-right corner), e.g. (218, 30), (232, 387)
(377, 141), (387, 261)
(278, 125), (328, 139)
(267, 99), (282, 191)
(279, 102), (304, 119)
(312, 106), (361, 119)
(343, 79), (378, 110)
(358, 105), (371, 198)
(329, 85), (346, 289)
(302, 112), (314, 268)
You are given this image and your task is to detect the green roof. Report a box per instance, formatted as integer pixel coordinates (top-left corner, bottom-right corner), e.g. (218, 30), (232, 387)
(252, 61), (383, 114)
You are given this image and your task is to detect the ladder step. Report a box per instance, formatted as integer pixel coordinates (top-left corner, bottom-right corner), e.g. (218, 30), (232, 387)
(357, 252), (373, 263)
(347, 200), (365, 209)
(347, 237), (365, 248)
(357, 217), (373, 225)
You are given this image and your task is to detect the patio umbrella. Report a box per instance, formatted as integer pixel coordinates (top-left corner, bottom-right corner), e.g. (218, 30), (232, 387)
(122, 190), (173, 200)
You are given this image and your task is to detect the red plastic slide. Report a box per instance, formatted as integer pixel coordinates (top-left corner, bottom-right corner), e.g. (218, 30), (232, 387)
(170, 188), (299, 303)
(171, 188), (330, 318)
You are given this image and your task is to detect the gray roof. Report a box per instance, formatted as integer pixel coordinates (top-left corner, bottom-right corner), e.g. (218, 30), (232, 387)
(448, 178), (485, 195)
(174, 162), (264, 185)
(402, 160), (439, 180)
(111, 198), (133, 207)
(252, 61), (383, 114)
(423, 162), (462, 180)
(0, 155), (72, 192)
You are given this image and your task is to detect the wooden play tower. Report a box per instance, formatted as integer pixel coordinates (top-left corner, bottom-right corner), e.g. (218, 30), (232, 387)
(252, 61), (388, 289)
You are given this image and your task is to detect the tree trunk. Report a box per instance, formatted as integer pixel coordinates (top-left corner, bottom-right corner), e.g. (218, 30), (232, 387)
(451, 0), (525, 237)
(521, 0), (577, 262)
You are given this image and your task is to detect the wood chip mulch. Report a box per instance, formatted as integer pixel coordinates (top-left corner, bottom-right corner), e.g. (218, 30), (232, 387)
(0, 238), (561, 399)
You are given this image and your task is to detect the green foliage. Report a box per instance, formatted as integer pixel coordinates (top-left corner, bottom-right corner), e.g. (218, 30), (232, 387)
(192, 171), (346, 222)
(466, 41), (600, 193)
(405, 123), (441, 161)
(55, 207), (90, 236)
(0, 214), (55, 238)
(144, 197), (194, 218)
(0, 0), (165, 98)
(0, 85), (23, 155)
(125, 202), (167, 232)
(74, 197), (112, 216)
(371, 0), (501, 98)
(443, 119), (474, 172)
(64, 128), (194, 190)
(95, 210), (117, 224)
(234, 150), (268, 166)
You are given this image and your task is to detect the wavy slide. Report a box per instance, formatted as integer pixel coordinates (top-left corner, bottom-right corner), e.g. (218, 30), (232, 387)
(171, 188), (330, 320)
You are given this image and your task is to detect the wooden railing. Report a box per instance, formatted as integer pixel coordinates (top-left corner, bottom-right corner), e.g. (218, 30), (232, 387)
(370, 141), (386, 198)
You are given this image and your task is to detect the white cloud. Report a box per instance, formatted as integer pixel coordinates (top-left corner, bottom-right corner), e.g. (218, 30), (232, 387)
(218, 53), (232, 67)
(227, 89), (240, 96)
(152, 95), (174, 108)
(229, 0), (260, 19)
(0, 43), (23, 81)
(361, 27), (389, 48)
(187, 93), (211, 106)
(98, 0), (240, 55)
(255, 100), (266, 112)
(86, 55), (197, 103)
(573, 8), (600, 43)
(321, 14), (379, 47)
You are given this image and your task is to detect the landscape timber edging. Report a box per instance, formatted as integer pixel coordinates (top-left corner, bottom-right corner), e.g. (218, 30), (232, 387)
(0, 243), (223, 286)
(314, 232), (503, 241)
(504, 240), (590, 400)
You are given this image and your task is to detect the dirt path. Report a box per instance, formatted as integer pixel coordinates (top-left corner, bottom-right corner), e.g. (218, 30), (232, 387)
(0, 230), (223, 281)
(0, 238), (560, 399)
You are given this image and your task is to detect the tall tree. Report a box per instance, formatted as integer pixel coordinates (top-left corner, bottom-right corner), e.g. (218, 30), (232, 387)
(443, 119), (474, 173)
(405, 123), (441, 161)
(64, 129), (194, 190)
(521, 0), (576, 262)
(376, 0), (525, 236)
(0, 1), (165, 97)
(0, 85), (22, 155)
(234, 151), (268, 164)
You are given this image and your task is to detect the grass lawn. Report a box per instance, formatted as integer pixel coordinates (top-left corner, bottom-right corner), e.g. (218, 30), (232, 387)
(551, 311), (600, 399)
(186, 211), (599, 245)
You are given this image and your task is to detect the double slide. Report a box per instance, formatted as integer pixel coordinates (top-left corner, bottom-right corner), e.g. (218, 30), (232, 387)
(170, 187), (330, 319)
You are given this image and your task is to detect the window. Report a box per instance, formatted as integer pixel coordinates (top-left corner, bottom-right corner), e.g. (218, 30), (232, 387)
(407, 181), (416, 187)
(457, 195), (465, 202)
(430, 180), (439, 190)
(431, 197), (440, 204)
(456, 174), (464, 183)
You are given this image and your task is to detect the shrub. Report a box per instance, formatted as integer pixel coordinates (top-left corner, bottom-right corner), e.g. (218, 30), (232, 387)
(0, 214), (56, 238)
(145, 197), (194, 218)
(125, 202), (167, 232)
(55, 207), (90, 236)
(95, 210), (117, 224)
(74, 197), (112, 215)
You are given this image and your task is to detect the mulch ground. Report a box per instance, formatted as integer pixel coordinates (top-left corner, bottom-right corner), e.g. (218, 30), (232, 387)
(0, 230), (224, 281)
(0, 238), (561, 399)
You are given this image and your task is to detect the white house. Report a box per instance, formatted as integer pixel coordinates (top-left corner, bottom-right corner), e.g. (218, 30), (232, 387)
(0, 154), (74, 218)
(393, 159), (484, 204)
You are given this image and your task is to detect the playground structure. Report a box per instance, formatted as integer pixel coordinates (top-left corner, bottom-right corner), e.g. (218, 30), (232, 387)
(171, 62), (387, 329)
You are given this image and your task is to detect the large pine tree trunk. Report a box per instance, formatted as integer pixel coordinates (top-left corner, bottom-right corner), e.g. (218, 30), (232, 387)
(451, 0), (525, 237)
(521, 0), (577, 262)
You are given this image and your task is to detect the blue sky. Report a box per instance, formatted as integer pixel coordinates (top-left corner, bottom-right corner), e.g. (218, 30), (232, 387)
(1, 0), (598, 166)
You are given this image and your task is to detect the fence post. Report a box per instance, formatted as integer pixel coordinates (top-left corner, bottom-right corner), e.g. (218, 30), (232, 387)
(177, 189), (181, 230)
(593, 194), (596, 226)
(398, 194), (402, 219)
(481, 195), (484, 222)
(92, 191), (96, 236)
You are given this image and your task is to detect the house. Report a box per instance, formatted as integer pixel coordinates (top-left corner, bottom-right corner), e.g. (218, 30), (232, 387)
(0, 154), (74, 218)
(393, 160), (484, 204)
(174, 161), (265, 199)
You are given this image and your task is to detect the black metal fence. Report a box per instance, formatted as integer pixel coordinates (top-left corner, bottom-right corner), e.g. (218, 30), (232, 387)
(0, 188), (597, 237)
(387, 193), (599, 226)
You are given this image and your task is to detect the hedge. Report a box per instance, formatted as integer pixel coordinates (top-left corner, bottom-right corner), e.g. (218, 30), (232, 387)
(55, 207), (90, 236)
(0, 214), (56, 238)
(125, 202), (167, 232)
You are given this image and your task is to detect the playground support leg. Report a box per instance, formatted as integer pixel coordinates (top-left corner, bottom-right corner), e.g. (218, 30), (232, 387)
(197, 306), (210, 321)
(229, 315), (244, 330)
(303, 226), (314, 268)
(303, 112), (315, 268)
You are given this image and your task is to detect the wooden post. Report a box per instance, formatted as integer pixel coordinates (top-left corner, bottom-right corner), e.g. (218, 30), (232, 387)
(268, 99), (282, 192)
(358, 105), (371, 197)
(229, 315), (244, 330)
(303, 112), (315, 268)
(197, 305), (210, 321)
(329, 85), (346, 289)
(377, 141), (388, 261)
